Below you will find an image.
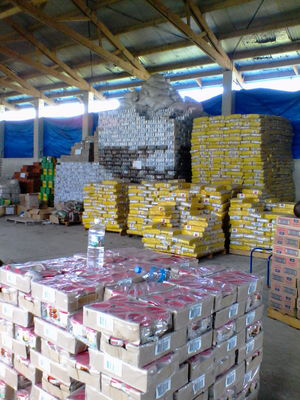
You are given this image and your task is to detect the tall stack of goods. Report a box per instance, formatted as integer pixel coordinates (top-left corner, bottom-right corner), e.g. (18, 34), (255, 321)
(60, 137), (94, 162)
(13, 162), (41, 194)
(269, 215), (300, 320)
(82, 180), (128, 232)
(0, 247), (263, 399)
(40, 157), (56, 206)
(96, 75), (203, 182)
(229, 189), (295, 254)
(191, 114), (294, 201)
(142, 183), (227, 258)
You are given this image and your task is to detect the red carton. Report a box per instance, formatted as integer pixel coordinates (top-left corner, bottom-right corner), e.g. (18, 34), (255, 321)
(276, 225), (300, 238)
(273, 235), (300, 249)
(276, 216), (300, 228)
(273, 245), (300, 258)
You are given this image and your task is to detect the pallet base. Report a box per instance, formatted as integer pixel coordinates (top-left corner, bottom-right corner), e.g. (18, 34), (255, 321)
(6, 217), (42, 225)
(268, 308), (300, 329)
(229, 249), (271, 259)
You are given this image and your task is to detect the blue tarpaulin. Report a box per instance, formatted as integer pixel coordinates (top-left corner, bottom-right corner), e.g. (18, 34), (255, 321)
(4, 120), (34, 158)
(43, 116), (83, 157)
(3, 89), (300, 158)
(202, 88), (300, 158)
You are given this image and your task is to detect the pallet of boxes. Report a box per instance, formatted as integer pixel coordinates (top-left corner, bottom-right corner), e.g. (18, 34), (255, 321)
(40, 157), (56, 207)
(268, 215), (300, 328)
(0, 247), (263, 399)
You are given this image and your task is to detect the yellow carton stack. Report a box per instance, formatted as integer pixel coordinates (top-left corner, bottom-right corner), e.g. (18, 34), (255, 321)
(82, 180), (128, 232)
(229, 189), (295, 254)
(192, 114), (294, 201)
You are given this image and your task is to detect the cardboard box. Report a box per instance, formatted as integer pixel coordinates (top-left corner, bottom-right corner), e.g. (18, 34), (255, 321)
(269, 291), (297, 306)
(270, 282), (298, 298)
(215, 330), (246, 362)
(0, 302), (33, 327)
(271, 272), (298, 288)
(83, 299), (172, 345)
(276, 225), (300, 238)
(101, 364), (188, 400)
(214, 350), (236, 378)
(273, 254), (300, 270)
(19, 193), (39, 209)
(5, 205), (16, 216)
(0, 269), (32, 293)
(41, 338), (71, 365)
(214, 301), (246, 329)
(0, 383), (14, 400)
(0, 361), (24, 390)
(34, 318), (86, 355)
(15, 326), (41, 353)
(68, 352), (101, 391)
(186, 348), (214, 381)
(269, 299), (296, 316)
(0, 318), (13, 337)
(100, 329), (186, 367)
(276, 217), (300, 228)
(13, 355), (41, 383)
(273, 244), (300, 258)
(31, 349), (71, 385)
(41, 376), (82, 400)
(174, 367), (214, 400)
(209, 363), (245, 399)
(18, 292), (42, 317)
(31, 385), (61, 400)
(90, 349), (178, 392)
(273, 234), (300, 249)
(86, 386), (111, 400)
(245, 348), (263, 373)
(187, 315), (213, 340)
(0, 285), (18, 305)
(244, 333), (264, 360)
(178, 330), (213, 363)
(31, 280), (104, 313)
(272, 261), (300, 279)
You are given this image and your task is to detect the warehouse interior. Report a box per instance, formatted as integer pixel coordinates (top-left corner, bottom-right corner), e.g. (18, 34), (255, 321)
(0, 1), (300, 400)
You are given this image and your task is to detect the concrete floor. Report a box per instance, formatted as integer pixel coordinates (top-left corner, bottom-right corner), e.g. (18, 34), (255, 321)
(0, 219), (299, 400)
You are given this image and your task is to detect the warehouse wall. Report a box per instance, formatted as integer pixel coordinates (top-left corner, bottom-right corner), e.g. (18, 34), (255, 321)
(1, 158), (36, 179)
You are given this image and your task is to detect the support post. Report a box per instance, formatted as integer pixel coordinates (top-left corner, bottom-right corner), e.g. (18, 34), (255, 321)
(82, 91), (94, 139)
(222, 70), (235, 116)
(33, 99), (44, 160)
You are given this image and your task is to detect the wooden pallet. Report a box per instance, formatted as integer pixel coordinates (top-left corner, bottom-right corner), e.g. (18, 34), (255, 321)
(268, 308), (300, 329)
(229, 249), (271, 259)
(199, 249), (227, 260)
(6, 217), (42, 225)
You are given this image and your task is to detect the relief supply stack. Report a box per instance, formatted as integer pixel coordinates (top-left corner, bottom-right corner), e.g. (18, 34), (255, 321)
(82, 180), (128, 232)
(229, 189), (295, 254)
(40, 157), (56, 207)
(191, 114), (294, 201)
(96, 75), (199, 182)
(0, 248), (264, 399)
(269, 215), (300, 320)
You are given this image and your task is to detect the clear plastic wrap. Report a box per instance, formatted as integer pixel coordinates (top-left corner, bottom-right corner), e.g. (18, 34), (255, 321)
(69, 312), (100, 349)
(104, 281), (173, 300)
(214, 321), (237, 345)
(172, 263), (225, 278)
(0, 346), (13, 367)
(15, 326), (39, 350)
(84, 296), (172, 344)
(187, 315), (213, 339)
(246, 321), (262, 341)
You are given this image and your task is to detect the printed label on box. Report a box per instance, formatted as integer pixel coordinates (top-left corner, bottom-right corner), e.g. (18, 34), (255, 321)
(156, 378), (171, 399)
(75, 149), (82, 155)
(246, 311), (255, 326)
(6, 273), (16, 285)
(226, 370), (236, 387)
(43, 287), (56, 303)
(20, 173), (26, 178)
(248, 281), (257, 294)
(227, 335), (237, 352)
(188, 337), (202, 354)
(229, 304), (238, 319)
(97, 314), (114, 331)
(193, 374), (205, 394)
(246, 339), (255, 355)
(44, 325), (58, 342)
(155, 336), (171, 356)
(133, 161), (142, 170)
(104, 354), (122, 377)
(189, 304), (202, 320)
(2, 304), (13, 319)
(244, 370), (252, 385)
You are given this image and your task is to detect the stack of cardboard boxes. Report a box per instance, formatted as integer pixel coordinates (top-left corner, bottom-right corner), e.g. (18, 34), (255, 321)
(60, 138), (94, 163)
(191, 114), (294, 201)
(40, 157), (56, 206)
(13, 162), (41, 194)
(269, 216), (300, 319)
(229, 189), (295, 254)
(0, 249), (264, 399)
(82, 180), (128, 232)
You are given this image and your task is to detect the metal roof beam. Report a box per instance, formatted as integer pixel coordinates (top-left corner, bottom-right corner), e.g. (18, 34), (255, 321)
(5, 18), (104, 100)
(0, 0), (46, 19)
(9, 0), (150, 81)
(71, 0), (149, 76)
